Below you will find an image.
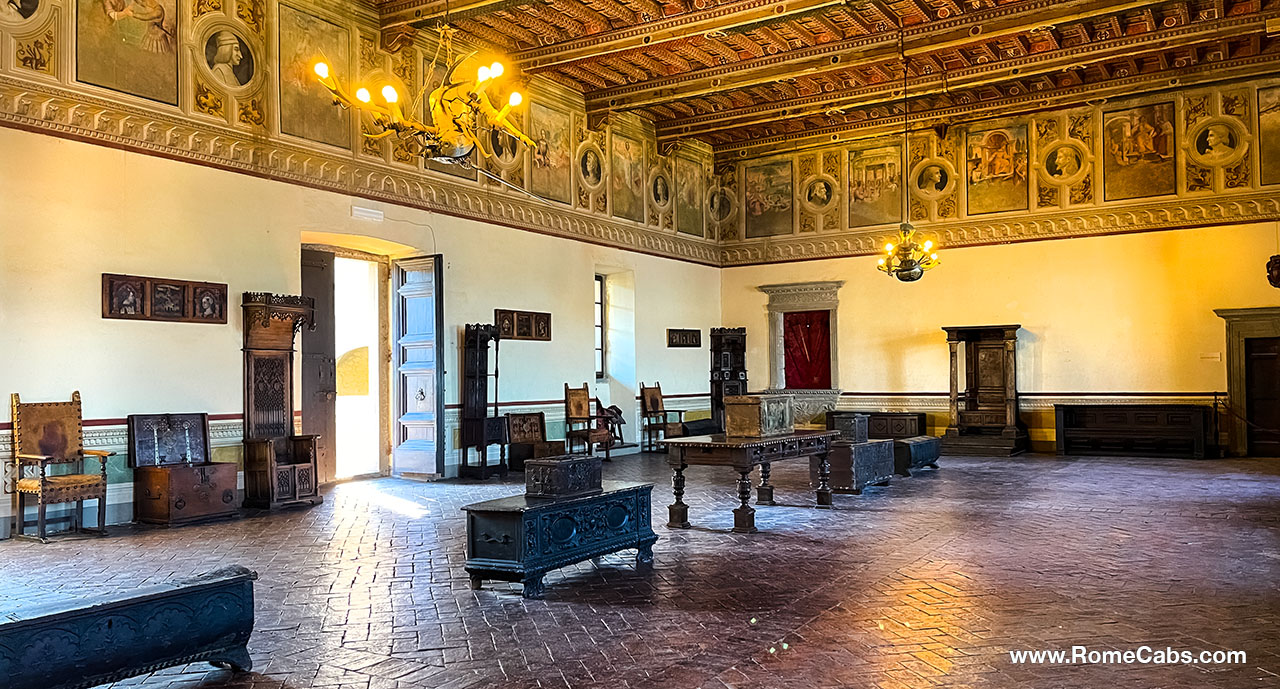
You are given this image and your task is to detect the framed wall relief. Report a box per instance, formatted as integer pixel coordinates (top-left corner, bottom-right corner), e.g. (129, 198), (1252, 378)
(966, 124), (1029, 215)
(744, 158), (793, 238)
(848, 142), (901, 228)
(530, 102), (572, 203)
(102, 274), (227, 324)
(1102, 102), (1175, 200)
(76, 0), (179, 105)
(494, 309), (551, 341)
(667, 329), (701, 348)
(279, 4), (350, 149)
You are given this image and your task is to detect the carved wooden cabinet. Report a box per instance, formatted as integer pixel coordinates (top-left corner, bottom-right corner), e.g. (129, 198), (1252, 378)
(461, 323), (507, 478)
(241, 293), (322, 509)
(129, 413), (240, 526)
(710, 327), (747, 430)
(941, 325), (1028, 455)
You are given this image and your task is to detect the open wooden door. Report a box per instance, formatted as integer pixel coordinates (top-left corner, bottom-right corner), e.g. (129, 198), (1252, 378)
(301, 249), (337, 484)
(392, 256), (444, 477)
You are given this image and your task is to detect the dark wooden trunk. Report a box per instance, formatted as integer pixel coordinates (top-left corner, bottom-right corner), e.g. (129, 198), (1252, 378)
(134, 463), (240, 526)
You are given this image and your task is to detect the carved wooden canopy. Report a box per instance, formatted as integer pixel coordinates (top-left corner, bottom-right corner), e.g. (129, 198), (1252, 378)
(375, 0), (1280, 160)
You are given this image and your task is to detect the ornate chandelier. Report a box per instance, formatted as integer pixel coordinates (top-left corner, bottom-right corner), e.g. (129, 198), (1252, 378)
(878, 223), (939, 282)
(312, 27), (541, 199)
(878, 30), (940, 282)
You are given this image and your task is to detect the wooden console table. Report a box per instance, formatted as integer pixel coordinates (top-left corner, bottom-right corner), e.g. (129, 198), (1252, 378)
(661, 430), (838, 533)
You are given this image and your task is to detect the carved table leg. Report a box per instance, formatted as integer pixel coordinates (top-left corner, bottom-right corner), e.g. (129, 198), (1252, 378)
(522, 574), (546, 599)
(668, 460), (691, 528)
(815, 452), (833, 509)
(756, 462), (776, 506)
(636, 543), (654, 571)
(733, 469), (757, 533)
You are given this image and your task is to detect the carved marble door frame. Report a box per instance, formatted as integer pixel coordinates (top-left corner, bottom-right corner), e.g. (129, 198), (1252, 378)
(757, 281), (844, 390)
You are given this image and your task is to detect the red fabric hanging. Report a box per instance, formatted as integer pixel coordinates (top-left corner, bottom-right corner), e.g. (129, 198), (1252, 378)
(783, 310), (832, 389)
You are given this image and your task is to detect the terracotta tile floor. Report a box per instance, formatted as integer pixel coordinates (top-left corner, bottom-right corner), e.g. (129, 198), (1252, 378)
(5, 453), (1280, 688)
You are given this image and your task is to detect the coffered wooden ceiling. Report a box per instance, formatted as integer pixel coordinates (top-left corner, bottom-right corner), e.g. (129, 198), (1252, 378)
(378, 0), (1280, 160)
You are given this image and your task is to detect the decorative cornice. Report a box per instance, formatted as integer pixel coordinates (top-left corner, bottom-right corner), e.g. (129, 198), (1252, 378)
(721, 192), (1280, 266)
(0, 76), (719, 266)
(758, 281), (844, 308)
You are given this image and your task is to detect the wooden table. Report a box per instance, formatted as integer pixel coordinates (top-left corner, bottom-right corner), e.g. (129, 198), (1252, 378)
(661, 430), (839, 533)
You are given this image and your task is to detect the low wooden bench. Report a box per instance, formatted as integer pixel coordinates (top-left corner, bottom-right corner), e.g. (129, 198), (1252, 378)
(1, 566), (257, 689)
(1055, 404), (1211, 459)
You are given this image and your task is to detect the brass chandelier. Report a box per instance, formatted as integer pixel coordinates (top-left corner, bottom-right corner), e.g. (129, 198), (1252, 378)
(878, 30), (940, 282)
(312, 27), (544, 199)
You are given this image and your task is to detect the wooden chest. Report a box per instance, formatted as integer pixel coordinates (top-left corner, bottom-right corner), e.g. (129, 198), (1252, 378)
(848, 411), (929, 439)
(463, 481), (657, 598)
(134, 462), (240, 526)
(524, 455), (602, 498)
(724, 394), (793, 437)
(811, 439), (894, 493)
(128, 412), (240, 526)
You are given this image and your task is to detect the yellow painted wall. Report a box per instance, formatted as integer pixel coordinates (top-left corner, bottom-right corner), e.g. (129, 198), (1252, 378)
(0, 125), (720, 436)
(722, 223), (1278, 394)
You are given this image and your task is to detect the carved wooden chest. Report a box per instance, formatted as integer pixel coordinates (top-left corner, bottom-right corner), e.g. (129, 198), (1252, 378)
(826, 412), (869, 442)
(463, 481), (657, 598)
(895, 435), (942, 476)
(128, 413), (239, 526)
(811, 439), (894, 494)
(724, 394), (793, 437)
(524, 455), (602, 498)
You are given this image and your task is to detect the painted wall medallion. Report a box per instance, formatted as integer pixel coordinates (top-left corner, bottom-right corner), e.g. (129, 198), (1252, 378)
(77, 0), (178, 105)
(1102, 102), (1175, 200)
(204, 30), (254, 88)
(651, 172), (671, 207)
(966, 125), (1029, 215)
(804, 178), (835, 210)
(279, 5), (350, 148)
(708, 188), (733, 223)
(529, 102), (571, 202)
(909, 158), (957, 203)
(848, 143), (900, 227)
(579, 146), (604, 188)
(744, 158), (793, 238)
(675, 157), (704, 237)
(489, 128), (520, 166)
(1260, 87), (1280, 186)
(0, 0), (38, 22)
(1187, 118), (1247, 168)
(1041, 142), (1088, 185)
(611, 134), (644, 222)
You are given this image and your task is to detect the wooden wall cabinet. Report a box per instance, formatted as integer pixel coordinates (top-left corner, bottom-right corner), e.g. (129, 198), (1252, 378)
(710, 327), (747, 430)
(241, 293), (322, 509)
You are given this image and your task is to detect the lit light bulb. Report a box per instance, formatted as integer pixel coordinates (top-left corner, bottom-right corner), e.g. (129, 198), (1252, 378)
(508, 91), (523, 107)
(878, 258), (887, 265)
(885, 243), (895, 253)
(923, 240), (933, 250)
(314, 62), (330, 79)
(477, 66), (491, 83)
(930, 253), (938, 260)
(381, 85), (399, 103)
(490, 61), (505, 78)
(355, 87), (371, 103)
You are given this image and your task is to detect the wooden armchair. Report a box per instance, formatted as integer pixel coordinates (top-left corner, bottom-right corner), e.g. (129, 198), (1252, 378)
(564, 383), (613, 461)
(11, 391), (114, 542)
(640, 382), (685, 452)
(506, 412), (565, 471)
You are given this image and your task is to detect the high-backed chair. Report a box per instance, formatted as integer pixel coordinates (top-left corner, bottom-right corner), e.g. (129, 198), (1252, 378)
(640, 382), (685, 452)
(506, 411), (565, 471)
(11, 391), (114, 542)
(564, 383), (612, 461)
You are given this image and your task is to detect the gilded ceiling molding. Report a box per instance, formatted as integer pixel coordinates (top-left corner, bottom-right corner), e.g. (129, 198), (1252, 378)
(0, 76), (720, 266)
(718, 191), (1280, 266)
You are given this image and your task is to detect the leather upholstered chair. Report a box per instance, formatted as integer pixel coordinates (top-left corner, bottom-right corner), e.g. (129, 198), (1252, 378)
(11, 391), (114, 542)
(640, 382), (685, 452)
(564, 383), (613, 461)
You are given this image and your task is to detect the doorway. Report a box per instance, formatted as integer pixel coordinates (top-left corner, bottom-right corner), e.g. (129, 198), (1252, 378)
(301, 245), (391, 484)
(1246, 337), (1280, 457)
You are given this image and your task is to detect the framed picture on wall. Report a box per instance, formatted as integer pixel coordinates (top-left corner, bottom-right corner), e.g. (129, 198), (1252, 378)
(494, 309), (552, 341)
(102, 273), (227, 324)
(150, 281), (188, 320)
(667, 329), (701, 347)
(103, 274), (148, 319)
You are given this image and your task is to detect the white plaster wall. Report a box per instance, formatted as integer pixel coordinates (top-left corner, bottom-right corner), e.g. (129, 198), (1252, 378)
(721, 223), (1280, 395)
(0, 125), (721, 481)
